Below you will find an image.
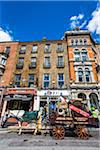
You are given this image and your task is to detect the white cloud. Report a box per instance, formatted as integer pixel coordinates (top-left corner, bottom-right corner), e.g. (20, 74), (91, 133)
(70, 13), (85, 29)
(0, 27), (13, 42)
(78, 14), (84, 20)
(79, 20), (87, 29)
(70, 16), (77, 21)
(70, 13), (84, 21)
(87, 8), (100, 34)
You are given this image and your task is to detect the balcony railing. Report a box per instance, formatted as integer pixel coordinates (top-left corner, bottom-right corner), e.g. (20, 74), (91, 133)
(16, 63), (24, 69)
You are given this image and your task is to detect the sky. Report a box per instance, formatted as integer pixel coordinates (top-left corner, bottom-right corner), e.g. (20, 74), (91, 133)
(0, 0), (100, 43)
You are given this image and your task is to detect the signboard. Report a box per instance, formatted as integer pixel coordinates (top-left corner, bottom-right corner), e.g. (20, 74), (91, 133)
(37, 90), (70, 97)
(69, 104), (90, 118)
(6, 88), (37, 95)
(33, 96), (40, 111)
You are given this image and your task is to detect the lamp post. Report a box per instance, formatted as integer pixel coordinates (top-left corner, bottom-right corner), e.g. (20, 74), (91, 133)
(0, 80), (7, 125)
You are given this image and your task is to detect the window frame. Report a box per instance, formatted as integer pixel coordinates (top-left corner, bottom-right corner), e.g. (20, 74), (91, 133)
(57, 44), (64, 52)
(81, 49), (88, 61)
(74, 49), (80, 61)
(32, 45), (38, 53)
(57, 56), (64, 67)
(43, 74), (50, 88)
(78, 68), (83, 82)
(44, 44), (51, 53)
(57, 73), (64, 88)
(44, 56), (51, 68)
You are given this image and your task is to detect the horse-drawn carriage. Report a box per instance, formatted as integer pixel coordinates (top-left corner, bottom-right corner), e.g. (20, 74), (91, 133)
(1, 96), (99, 139)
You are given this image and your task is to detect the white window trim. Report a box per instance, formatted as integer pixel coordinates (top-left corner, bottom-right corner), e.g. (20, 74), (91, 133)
(43, 74), (51, 88)
(57, 73), (65, 88)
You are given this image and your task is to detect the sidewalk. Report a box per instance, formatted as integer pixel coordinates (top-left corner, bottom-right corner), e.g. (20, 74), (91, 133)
(0, 127), (11, 134)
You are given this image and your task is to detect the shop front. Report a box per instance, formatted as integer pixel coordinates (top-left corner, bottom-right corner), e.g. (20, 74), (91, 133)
(37, 89), (70, 108)
(1, 88), (37, 119)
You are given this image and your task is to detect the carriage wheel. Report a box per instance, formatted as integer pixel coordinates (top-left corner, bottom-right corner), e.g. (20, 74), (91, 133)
(52, 126), (65, 140)
(75, 125), (89, 139)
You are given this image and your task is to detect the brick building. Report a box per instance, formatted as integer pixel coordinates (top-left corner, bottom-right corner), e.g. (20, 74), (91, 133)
(65, 29), (100, 110)
(0, 29), (100, 116)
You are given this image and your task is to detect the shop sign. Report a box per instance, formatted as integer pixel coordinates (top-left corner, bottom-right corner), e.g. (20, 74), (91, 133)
(37, 90), (70, 96)
(6, 88), (37, 95)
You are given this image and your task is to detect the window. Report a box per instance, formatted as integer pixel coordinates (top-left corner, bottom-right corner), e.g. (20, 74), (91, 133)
(4, 47), (10, 55)
(16, 58), (24, 69)
(19, 45), (26, 54)
(78, 68), (83, 82)
(74, 49), (80, 61)
(32, 45), (38, 53)
(58, 73), (64, 88)
(84, 39), (87, 44)
(77, 68), (91, 83)
(85, 68), (90, 82)
(14, 74), (21, 87)
(0, 68), (4, 75)
(80, 39), (83, 45)
(18, 57), (24, 64)
(44, 57), (50, 68)
(44, 44), (50, 53)
(28, 74), (34, 87)
(81, 49), (88, 61)
(57, 56), (64, 67)
(89, 93), (99, 109)
(15, 74), (21, 81)
(71, 39), (74, 45)
(57, 44), (63, 52)
(43, 74), (50, 88)
(75, 39), (78, 45)
(29, 57), (36, 68)
(1, 58), (6, 65)
(78, 93), (86, 101)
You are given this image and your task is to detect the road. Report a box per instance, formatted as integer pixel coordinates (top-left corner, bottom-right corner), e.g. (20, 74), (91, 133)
(0, 129), (99, 150)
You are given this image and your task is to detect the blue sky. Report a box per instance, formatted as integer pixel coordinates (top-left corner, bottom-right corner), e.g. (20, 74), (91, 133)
(0, 1), (100, 42)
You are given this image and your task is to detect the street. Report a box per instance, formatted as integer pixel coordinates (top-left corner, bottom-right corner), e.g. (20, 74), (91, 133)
(0, 128), (99, 150)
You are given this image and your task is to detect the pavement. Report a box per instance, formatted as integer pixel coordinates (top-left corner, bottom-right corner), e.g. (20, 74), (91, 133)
(0, 127), (99, 150)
